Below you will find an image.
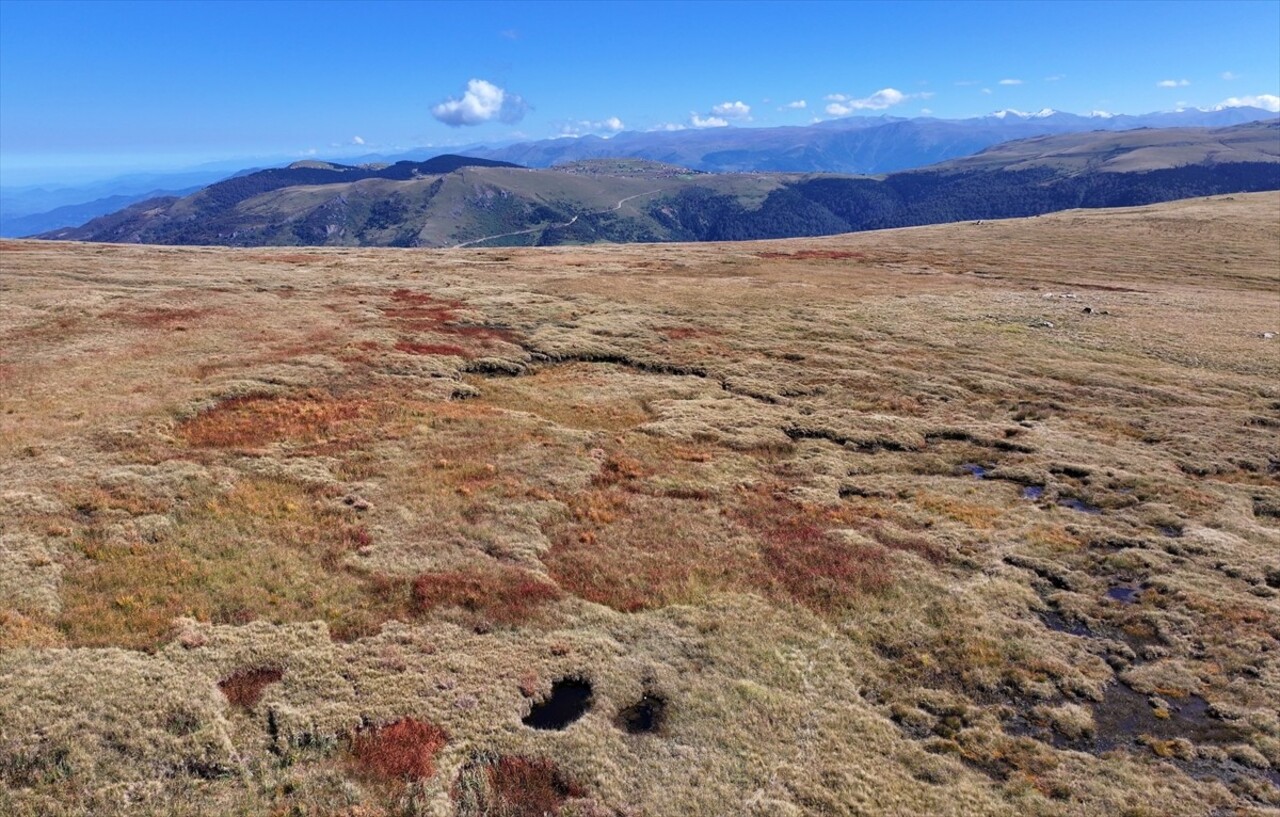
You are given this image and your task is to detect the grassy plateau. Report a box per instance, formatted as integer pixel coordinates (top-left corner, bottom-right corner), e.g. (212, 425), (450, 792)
(1, 192), (1278, 816)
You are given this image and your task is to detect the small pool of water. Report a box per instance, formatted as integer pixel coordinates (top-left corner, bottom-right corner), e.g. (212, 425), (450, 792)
(1022, 485), (1045, 500)
(1106, 585), (1142, 604)
(523, 677), (593, 730)
(617, 693), (667, 734)
(960, 463), (990, 479)
(1041, 610), (1094, 637)
(1058, 496), (1102, 514)
(1093, 683), (1238, 752)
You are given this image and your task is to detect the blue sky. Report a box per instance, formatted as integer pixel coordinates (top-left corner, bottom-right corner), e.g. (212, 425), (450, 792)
(1, 0), (1277, 185)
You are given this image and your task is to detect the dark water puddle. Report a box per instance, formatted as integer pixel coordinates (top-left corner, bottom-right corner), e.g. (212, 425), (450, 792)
(1058, 496), (1102, 514)
(1022, 485), (1045, 500)
(960, 463), (990, 479)
(523, 677), (593, 730)
(1106, 585), (1142, 604)
(617, 693), (667, 734)
(1093, 683), (1240, 753)
(1041, 610), (1095, 637)
(1157, 525), (1183, 538)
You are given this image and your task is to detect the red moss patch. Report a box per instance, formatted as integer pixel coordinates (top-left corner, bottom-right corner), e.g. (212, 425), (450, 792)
(411, 564), (562, 626)
(218, 667), (283, 709)
(350, 717), (450, 783)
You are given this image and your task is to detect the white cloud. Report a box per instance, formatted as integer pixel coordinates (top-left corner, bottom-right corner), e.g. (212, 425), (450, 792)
(824, 87), (907, 115)
(954, 80), (979, 87)
(431, 79), (529, 127)
(920, 108), (933, 115)
(780, 99), (807, 110)
(1221, 71), (1239, 80)
(981, 88), (993, 95)
(1214, 94), (1280, 112)
(650, 122), (686, 132)
(690, 113), (729, 128)
(1157, 79), (1191, 88)
(711, 100), (752, 119)
(1045, 74), (1066, 82)
(350, 135), (365, 146)
(558, 116), (626, 136)
(998, 78), (1023, 86)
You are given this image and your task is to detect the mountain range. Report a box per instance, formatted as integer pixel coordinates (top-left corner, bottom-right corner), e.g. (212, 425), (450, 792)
(5, 106), (1276, 238)
(460, 106), (1277, 174)
(42, 120), (1280, 249)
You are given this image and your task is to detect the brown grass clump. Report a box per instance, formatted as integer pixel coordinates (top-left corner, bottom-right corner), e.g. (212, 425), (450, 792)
(411, 564), (562, 626)
(218, 667), (284, 710)
(349, 717), (450, 784)
(453, 755), (586, 817)
(592, 451), (649, 486)
(178, 391), (387, 450)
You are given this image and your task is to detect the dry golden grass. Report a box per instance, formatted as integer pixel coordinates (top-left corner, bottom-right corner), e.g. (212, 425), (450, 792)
(1, 193), (1278, 816)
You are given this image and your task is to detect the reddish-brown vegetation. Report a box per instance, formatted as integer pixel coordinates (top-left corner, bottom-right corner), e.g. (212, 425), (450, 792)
(383, 288), (518, 345)
(454, 755), (586, 817)
(349, 717), (450, 783)
(112, 306), (219, 329)
(411, 564), (562, 625)
(657, 326), (721, 340)
(730, 484), (893, 613)
(178, 391), (385, 449)
(395, 340), (470, 357)
(218, 667), (284, 709)
(592, 451), (649, 486)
